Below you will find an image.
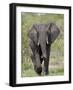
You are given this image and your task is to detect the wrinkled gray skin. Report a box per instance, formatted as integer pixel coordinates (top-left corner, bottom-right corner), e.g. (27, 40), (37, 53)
(29, 23), (60, 75)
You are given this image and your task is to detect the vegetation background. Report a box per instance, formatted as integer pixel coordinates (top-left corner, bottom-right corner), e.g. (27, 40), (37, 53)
(21, 13), (64, 77)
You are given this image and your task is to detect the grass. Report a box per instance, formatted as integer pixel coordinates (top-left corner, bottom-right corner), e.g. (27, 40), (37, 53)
(21, 68), (64, 77)
(21, 12), (64, 77)
(21, 63), (64, 77)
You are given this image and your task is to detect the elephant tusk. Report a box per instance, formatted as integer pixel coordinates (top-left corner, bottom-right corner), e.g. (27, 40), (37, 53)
(37, 42), (40, 46)
(46, 41), (49, 44)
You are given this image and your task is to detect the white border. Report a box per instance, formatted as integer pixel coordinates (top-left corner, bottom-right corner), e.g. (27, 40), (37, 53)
(16, 6), (69, 84)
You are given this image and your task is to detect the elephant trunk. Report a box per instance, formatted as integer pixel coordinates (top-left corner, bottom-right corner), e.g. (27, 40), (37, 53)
(40, 41), (47, 59)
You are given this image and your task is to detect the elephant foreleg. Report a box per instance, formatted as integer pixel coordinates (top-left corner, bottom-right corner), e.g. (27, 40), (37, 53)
(44, 58), (49, 75)
(44, 45), (51, 75)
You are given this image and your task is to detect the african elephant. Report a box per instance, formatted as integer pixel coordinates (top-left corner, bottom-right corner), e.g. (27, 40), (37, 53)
(29, 23), (60, 75)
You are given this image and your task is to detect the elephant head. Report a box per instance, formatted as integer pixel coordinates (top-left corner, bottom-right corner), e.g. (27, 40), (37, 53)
(29, 23), (60, 59)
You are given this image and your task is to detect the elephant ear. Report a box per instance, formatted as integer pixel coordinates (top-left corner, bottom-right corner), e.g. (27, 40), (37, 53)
(29, 24), (38, 45)
(48, 23), (60, 44)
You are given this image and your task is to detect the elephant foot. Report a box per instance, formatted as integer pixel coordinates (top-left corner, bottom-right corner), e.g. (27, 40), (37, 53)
(36, 67), (42, 75)
(45, 72), (48, 75)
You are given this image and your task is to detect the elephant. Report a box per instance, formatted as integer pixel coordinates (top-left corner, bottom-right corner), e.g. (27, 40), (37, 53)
(28, 22), (60, 75)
